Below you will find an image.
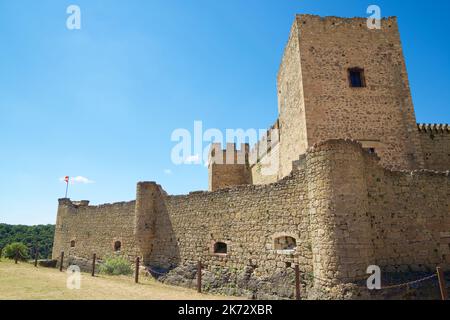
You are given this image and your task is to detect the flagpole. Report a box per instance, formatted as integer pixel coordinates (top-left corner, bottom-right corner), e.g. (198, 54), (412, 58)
(65, 177), (69, 198)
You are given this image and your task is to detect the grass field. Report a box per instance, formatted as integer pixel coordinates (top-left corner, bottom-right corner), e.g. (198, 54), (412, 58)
(0, 258), (236, 300)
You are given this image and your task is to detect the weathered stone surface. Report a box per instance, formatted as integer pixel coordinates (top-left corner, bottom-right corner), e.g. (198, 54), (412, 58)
(52, 14), (450, 300)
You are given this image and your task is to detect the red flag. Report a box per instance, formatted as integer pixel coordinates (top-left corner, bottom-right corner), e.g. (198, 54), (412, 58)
(64, 176), (69, 183)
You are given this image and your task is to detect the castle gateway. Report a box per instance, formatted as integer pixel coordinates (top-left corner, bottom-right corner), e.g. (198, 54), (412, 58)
(53, 15), (450, 300)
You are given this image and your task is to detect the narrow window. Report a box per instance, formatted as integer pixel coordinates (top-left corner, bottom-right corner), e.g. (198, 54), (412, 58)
(368, 148), (376, 154)
(348, 68), (365, 88)
(274, 236), (297, 251)
(114, 241), (122, 252)
(70, 240), (76, 248)
(213, 242), (227, 254)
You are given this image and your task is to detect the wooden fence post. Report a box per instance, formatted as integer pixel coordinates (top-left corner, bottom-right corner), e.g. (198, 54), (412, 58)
(135, 257), (140, 284)
(437, 267), (448, 301)
(34, 246), (39, 267)
(91, 253), (97, 277)
(59, 251), (64, 272)
(197, 260), (202, 293)
(295, 264), (301, 300)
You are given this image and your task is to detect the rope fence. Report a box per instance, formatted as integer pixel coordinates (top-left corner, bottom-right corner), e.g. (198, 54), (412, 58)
(7, 248), (448, 300)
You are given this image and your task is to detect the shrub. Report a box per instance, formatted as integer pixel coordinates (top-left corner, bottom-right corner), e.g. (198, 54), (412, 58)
(2, 242), (29, 261)
(99, 255), (133, 276)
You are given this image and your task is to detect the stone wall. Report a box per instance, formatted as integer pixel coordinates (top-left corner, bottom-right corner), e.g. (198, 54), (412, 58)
(276, 20), (308, 179)
(250, 143), (280, 185)
(52, 199), (137, 262)
(53, 139), (450, 299)
(418, 124), (450, 171)
(296, 15), (424, 171)
(365, 151), (450, 270)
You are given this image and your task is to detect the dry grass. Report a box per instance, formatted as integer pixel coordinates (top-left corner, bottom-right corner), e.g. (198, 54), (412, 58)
(0, 258), (236, 300)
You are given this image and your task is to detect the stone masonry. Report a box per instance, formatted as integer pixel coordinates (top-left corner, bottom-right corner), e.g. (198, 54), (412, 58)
(53, 15), (450, 300)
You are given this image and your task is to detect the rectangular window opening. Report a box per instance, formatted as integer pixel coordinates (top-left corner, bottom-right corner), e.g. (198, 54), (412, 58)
(348, 68), (366, 88)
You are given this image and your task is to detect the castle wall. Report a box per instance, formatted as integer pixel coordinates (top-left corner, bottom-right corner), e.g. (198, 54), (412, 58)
(307, 140), (450, 287)
(365, 152), (450, 270)
(296, 15), (424, 170)
(306, 140), (375, 288)
(276, 20), (308, 179)
(52, 199), (137, 261)
(418, 124), (450, 171)
(250, 143), (280, 185)
(53, 139), (450, 299)
(156, 168), (312, 277)
(144, 140), (450, 296)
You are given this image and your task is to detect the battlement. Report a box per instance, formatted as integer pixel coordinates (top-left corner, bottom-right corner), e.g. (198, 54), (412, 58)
(295, 13), (397, 23)
(249, 120), (280, 166)
(58, 198), (90, 208)
(295, 14), (397, 24)
(208, 143), (250, 166)
(418, 124), (450, 133)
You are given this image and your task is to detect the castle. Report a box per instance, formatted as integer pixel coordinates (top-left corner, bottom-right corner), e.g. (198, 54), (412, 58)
(53, 15), (450, 299)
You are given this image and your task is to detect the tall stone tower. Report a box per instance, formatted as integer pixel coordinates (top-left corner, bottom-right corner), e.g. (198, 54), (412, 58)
(277, 15), (424, 177)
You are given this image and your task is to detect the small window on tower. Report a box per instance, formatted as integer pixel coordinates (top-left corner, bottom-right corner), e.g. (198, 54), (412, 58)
(348, 68), (365, 88)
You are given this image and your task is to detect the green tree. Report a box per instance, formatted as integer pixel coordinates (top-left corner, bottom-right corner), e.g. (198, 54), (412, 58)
(0, 224), (55, 259)
(3, 242), (29, 261)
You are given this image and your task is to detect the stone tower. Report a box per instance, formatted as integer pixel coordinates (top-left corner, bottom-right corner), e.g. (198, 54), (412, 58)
(134, 182), (162, 264)
(208, 143), (250, 191)
(277, 15), (424, 177)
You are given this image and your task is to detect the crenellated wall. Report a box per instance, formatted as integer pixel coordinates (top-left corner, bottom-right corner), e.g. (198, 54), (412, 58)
(53, 139), (450, 299)
(208, 143), (251, 191)
(418, 124), (450, 171)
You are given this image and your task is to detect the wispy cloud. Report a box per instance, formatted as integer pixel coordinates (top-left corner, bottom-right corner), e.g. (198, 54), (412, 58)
(59, 176), (95, 184)
(164, 169), (172, 175)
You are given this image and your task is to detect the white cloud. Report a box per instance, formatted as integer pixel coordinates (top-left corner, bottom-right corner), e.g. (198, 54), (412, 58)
(60, 176), (95, 184)
(184, 154), (200, 164)
(164, 169), (172, 175)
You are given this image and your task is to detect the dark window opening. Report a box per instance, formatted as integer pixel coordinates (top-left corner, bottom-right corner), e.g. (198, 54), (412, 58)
(367, 148), (376, 154)
(213, 242), (227, 254)
(70, 240), (75, 248)
(274, 236), (297, 251)
(114, 241), (122, 252)
(348, 68), (365, 88)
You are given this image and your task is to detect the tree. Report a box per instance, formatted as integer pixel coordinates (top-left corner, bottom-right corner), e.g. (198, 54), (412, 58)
(0, 224), (55, 259)
(2, 242), (29, 261)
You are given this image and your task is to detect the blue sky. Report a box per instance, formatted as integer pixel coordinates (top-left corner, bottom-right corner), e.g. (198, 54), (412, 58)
(1, 0), (449, 225)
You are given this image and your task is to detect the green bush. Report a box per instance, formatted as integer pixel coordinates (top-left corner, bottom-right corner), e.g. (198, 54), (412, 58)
(99, 255), (133, 276)
(2, 242), (29, 261)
